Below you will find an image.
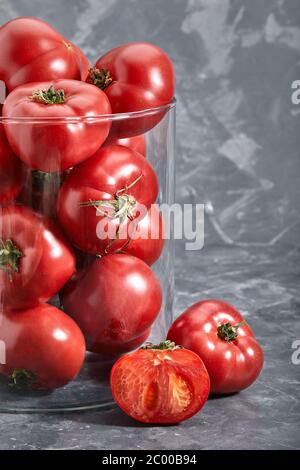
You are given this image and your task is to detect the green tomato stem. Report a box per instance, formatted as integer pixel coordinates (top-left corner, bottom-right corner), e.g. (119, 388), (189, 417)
(30, 85), (66, 105)
(217, 321), (245, 342)
(0, 239), (22, 276)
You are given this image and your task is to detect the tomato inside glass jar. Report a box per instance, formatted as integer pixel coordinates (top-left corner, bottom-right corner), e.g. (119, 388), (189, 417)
(87, 42), (175, 137)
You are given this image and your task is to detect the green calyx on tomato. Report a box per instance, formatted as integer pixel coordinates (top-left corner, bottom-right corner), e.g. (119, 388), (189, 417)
(88, 67), (113, 90)
(8, 369), (37, 390)
(30, 85), (66, 105)
(0, 239), (22, 276)
(80, 173), (142, 253)
(142, 340), (182, 351)
(217, 321), (245, 342)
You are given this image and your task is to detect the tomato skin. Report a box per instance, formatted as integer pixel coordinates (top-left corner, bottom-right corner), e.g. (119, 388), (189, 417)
(0, 205), (76, 311)
(0, 125), (25, 205)
(167, 300), (264, 394)
(57, 145), (159, 261)
(0, 304), (86, 390)
(120, 204), (164, 265)
(103, 134), (146, 157)
(3, 79), (111, 172)
(0, 17), (89, 92)
(87, 42), (175, 137)
(110, 346), (210, 424)
(61, 254), (162, 355)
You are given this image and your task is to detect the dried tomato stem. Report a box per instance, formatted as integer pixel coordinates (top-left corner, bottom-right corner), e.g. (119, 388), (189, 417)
(88, 67), (113, 90)
(30, 85), (66, 105)
(79, 174), (143, 253)
(0, 239), (22, 276)
(217, 321), (245, 342)
(142, 340), (182, 351)
(8, 369), (37, 390)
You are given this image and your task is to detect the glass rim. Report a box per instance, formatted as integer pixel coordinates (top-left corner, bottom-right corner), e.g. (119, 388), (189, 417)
(0, 98), (176, 124)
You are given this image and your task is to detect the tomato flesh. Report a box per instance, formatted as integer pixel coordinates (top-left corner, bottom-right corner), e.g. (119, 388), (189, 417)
(110, 347), (210, 424)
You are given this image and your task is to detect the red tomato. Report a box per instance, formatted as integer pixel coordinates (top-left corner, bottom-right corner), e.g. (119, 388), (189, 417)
(167, 300), (264, 394)
(103, 134), (146, 157)
(57, 145), (159, 262)
(0, 205), (75, 311)
(110, 341), (210, 424)
(61, 254), (162, 355)
(0, 303), (86, 390)
(120, 204), (164, 265)
(87, 42), (175, 137)
(70, 204), (164, 267)
(3, 79), (111, 172)
(0, 125), (25, 205)
(0, 17), (89, 92)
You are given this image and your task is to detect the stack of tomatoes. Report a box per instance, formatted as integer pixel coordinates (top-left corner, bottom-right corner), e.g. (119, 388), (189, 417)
(0, 17), (174, 391)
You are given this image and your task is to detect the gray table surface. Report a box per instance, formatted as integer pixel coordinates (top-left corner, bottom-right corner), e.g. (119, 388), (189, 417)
(0, 0), (300, 450)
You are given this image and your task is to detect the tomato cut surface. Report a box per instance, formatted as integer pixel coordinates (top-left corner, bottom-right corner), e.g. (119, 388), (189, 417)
(110, 343), (210, 424)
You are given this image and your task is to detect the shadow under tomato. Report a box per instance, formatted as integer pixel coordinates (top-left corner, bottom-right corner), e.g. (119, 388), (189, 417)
(209, 392), (239, 399)
(64, 406), (181, 428)
(0, 375), (54, 399)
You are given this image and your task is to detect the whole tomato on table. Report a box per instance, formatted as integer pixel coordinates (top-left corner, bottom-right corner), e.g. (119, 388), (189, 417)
(57, 145), (161, 264)
(0, 303), (86, 390)
(0, 205), (75, 311)
(3, 79), (112, 172)
(167, 300), (264, 394)
(0, 17), (89, 92)
(0, 125), (25, 205)
(61, 254), (162, 355)
(110, 341), (210, 424)
(87, 42), (175, 137)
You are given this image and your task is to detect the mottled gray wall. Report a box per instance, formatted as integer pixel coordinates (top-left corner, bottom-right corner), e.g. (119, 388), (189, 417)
(1, 0), (299, 249)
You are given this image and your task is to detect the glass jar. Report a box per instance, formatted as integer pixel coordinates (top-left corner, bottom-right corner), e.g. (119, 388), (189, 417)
(0, 101), (176, 412)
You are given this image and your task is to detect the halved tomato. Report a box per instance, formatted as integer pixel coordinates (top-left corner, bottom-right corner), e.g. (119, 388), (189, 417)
(110, 341), (210, 424)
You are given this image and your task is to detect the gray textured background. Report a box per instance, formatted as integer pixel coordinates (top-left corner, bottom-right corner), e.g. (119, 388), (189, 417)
(0, 0), (300, 450)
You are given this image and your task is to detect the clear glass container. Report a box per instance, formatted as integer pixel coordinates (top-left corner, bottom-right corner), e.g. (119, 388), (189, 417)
(0, 101), (175, 412)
